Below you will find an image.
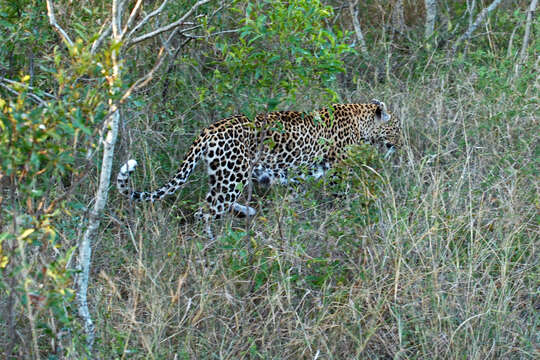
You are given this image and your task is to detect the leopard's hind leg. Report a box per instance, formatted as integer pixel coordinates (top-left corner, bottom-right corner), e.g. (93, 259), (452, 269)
(197, 141), (255, 238)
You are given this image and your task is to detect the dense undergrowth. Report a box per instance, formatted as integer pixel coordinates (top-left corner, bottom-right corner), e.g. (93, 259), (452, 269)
(1, 0), (538, 358)
(101, 63), (538, 359)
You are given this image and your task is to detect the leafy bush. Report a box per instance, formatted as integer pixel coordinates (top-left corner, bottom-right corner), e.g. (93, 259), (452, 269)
(0, 46), (107, 355)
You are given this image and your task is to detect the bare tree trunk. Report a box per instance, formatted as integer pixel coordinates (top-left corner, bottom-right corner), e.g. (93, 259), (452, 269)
(513, 0), (538, 77)
(393, 0), (406, 35)
(424, 0), (437, 39)
(76, 111), (119, 349)
(348, 0), (368, 56)
(452, 0), (503, 52)
(73, 0), (124, 348)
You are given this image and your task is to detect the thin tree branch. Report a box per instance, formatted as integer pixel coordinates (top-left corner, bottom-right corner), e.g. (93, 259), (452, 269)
(452, 0), (503, 52)
(122, 0), (144, 38)
(162, 37), (193, 99)
(0, 82), (46, 106)
(467, 0), (477, 28)
(121, 24), (181, 102)
(46, 0), (74, 47)
(116, 0), (128, 37)
(167, 24), (203, 39)
(120, 42), (168, 103)
(128, 0), (211, 47)
(183, 27), (239, 39)
(120, 0), (227, 101)
(91, 22), (112, 55)
(0, 77), (56, 99)
(514, 0), (538, 78)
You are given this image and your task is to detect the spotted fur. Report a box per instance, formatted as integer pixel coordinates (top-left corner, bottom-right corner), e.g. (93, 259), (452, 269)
(117, 100), (401, 233)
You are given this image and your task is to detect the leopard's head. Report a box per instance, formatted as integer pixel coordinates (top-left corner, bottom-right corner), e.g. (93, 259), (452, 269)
(371, 99), (402, 159)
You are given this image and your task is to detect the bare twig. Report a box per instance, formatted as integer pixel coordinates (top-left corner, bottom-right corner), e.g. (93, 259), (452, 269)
(120, 30), (175, 103)
(122, 20), (206, 102)
(506, 25), (519, 58)
(46, 0), (74, 47)
(467, 0), (477, 28)
(513, 0), (538, 78)
(0, 77), (53, 96)
(125, 47), (166, 99)
(117, 0), (128, 34)
(128, 0), (211, 47)
(168, 24), (203, 39)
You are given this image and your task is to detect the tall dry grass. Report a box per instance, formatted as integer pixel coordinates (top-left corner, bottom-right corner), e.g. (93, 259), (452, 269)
(91, 59), (538, 359)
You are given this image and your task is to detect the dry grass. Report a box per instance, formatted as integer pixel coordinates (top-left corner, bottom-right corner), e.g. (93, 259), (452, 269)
(90, 62), (538, 359)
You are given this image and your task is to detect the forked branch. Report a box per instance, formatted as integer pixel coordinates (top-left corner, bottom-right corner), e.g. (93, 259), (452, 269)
(125, 0), (172, 41)
(452, 0), (503, 52)
(46, 0), (74, 47)
(128, 0), (211, 46)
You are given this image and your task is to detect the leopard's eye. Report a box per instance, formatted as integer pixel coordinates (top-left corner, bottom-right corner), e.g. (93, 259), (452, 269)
(386, 143), (393, 149)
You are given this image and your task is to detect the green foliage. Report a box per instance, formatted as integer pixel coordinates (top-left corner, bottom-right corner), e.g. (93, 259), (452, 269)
(330, 144), (385, 205)
(0, 34), (109, 356)
(0, 92), (75, 356)
(0, 0), (52, 81)
(214, 0), (351, 114)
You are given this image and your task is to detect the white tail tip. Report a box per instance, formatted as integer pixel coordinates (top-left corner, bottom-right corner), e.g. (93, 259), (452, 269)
(232, 203), (257, 217)
(121, 159), (138, 173)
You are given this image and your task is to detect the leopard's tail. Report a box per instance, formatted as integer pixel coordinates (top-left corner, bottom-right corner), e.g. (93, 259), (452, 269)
(117, 136), (206, 202)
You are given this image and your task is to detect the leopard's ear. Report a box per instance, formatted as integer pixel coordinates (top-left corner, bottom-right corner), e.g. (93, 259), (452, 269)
(371, 99), (391, 122)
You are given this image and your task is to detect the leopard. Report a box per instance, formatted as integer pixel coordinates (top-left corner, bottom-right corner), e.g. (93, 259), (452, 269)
(117, 99), (401, 237)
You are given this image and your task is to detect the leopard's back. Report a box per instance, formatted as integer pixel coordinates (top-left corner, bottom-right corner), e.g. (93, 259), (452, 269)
(117, 100), (401, 238)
